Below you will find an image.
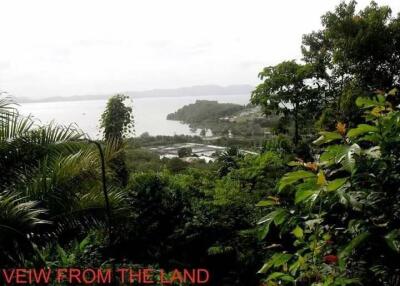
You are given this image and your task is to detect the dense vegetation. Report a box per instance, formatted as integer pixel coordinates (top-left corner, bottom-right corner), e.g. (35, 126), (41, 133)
(1, 1), (400, 286)
(166, 100), (245, 123)
(251, 1), (400, 284)
(167, 100), (277, 138)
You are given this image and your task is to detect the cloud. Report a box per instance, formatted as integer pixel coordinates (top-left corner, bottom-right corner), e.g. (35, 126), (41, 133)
(0, 61), (10, 69)
(238, 60), (265, 69)
(0, 0), (399, 98)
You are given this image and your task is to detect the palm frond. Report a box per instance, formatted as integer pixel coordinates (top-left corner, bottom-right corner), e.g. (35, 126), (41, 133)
(0, 98), (128, 265)
(0, 112), (34, 141)
(0, 191), (49, 266)
(29, 122), (84, 145)
(0, 95), (17, 121)
(77, 186), (128, 215)
(47, 186), (128, 238)
(21, 149), (100, 210)
(0, 192), (48, 232)
(104, 137), (125, 162)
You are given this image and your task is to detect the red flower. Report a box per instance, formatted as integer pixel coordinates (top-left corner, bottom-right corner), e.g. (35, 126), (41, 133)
(324, 255), (338, 264)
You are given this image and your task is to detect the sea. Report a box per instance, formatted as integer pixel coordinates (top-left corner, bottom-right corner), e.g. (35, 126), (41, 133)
(18, 94), (250, 139)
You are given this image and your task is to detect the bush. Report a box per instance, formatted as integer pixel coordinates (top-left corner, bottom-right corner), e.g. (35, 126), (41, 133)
(257, 92), (400, 285)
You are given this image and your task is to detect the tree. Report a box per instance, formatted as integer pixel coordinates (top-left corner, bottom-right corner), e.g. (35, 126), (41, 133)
(251, 61), (320, 145)
(302, 1), (400, 126)
(100, 94), (134, 186)
(321, 1), (400, 90)
(100, 94), (134, 141)
(123, 173), (190, 263)
(256, 91), (400, 285)
(0, 96), (125, 267)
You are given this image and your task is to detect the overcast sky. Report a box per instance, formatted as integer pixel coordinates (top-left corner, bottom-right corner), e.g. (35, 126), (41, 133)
(0, 0), (399, 99)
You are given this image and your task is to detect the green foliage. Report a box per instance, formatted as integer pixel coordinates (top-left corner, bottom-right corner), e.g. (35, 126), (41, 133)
(0, 192), (48, 264)
(320, 1), (400, 89)
(167, 100), (272, 139)
(3, 2), (400, 285)
(100, 94), (134, 186)
(278, 170), (315, 192)
(125, 147), (163, 172)
(37, 231), (107, 269)
(100, 94), (134, 140)
(257, 92), (400, 285)
(118, 165), (267, 285)
(165, 157), (189, 173)
(0, 96), (126, 267)
(167, 100), (244, 123)
(263, 134), (294, 155)
(251, 60), (321, 144)
(216, 146), (243, 177)
(302, 0), (400, 128)
(122, 173), (190, 260)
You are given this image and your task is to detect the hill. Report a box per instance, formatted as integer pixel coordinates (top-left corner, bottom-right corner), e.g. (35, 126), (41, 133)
(166, 100), (245, 123)
(16, 84), (253, 103)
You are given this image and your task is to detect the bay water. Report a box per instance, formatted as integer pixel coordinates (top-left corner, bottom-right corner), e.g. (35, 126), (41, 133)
(19, 94), (249, 138)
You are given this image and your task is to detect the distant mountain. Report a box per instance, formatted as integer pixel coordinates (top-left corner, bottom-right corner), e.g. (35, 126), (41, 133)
(126, 85), (253, 98)
(17, 84), (254, 103)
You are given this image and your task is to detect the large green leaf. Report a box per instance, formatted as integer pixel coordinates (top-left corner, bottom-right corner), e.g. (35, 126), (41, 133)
(327, 178), (348, 192)
(273, 209), (288, 225)
(258, 223), (272, 241)
(295, 189), (319, 204)
(313, 131), (342, 145)
(359, 133), (381, 143)
(347, 124), (378, 139)
(295, 180), (320, 204)
(356, 95), (385, 108)
(257, 208), (287, 240)
(258, 253), (293, 274)
(256, 196), (280, 207)
(278, 170), (315, 192)
(322, 144), (361, 172)
(292, 225), (304, 239)
(258, 209), (286, 225)
(341, 144), (361, 172)
(266, 272), (295, 283)
(320, 145), (349, 166)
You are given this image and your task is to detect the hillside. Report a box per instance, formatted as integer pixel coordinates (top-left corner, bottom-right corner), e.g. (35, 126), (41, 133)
(166, 100), (245, 123)
(17, 84), (253, 103)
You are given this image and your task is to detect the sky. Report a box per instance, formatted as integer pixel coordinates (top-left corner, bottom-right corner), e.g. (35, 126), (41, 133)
(0, 0), (400, 99)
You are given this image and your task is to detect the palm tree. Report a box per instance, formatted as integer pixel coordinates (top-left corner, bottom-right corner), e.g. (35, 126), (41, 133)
(0, 96), (126, 267)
